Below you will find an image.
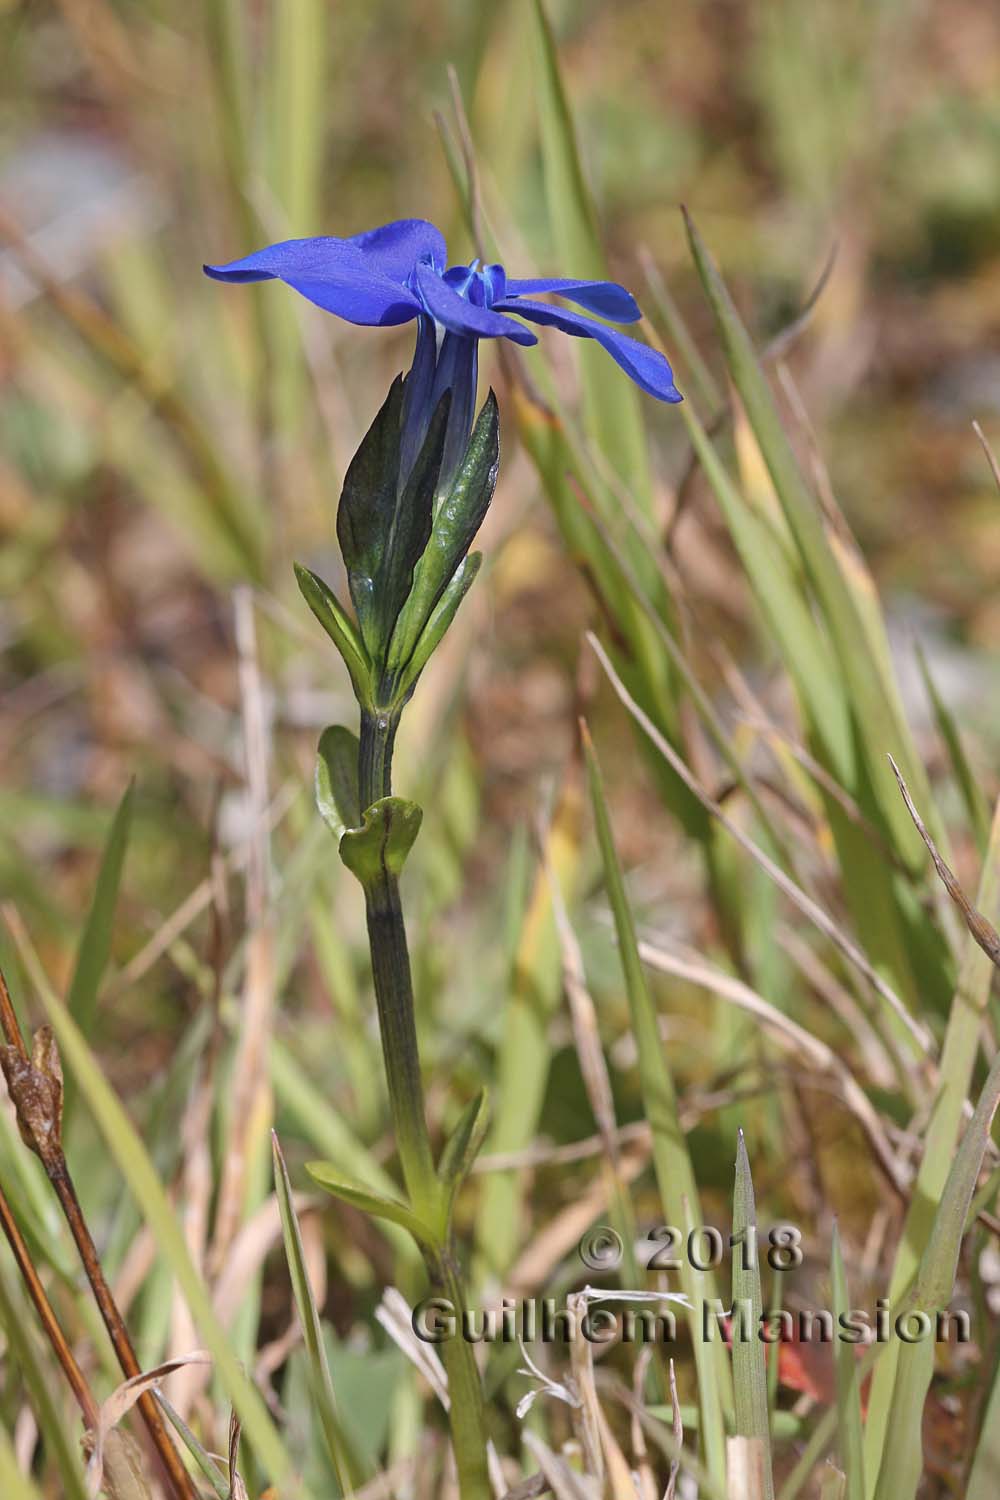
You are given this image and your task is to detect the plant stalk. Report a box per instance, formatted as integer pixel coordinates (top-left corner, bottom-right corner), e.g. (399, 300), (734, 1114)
(356, 706), (492, 1499)
(0, 962), (198, 1500)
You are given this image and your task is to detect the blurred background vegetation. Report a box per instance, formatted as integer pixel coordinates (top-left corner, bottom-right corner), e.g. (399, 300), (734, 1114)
(2, 1), (1000, 1496)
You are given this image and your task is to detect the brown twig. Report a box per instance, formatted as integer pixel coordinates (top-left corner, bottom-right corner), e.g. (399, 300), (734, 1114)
(0, 945), (199, 1500)
(973, 420), (1000, 495)
(0, 962), (27, 1061)
(888, 754), (1000, 972)
(0, 1181), (99, 1428)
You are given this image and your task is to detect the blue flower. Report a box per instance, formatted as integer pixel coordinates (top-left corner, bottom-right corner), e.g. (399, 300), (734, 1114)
(205, 217), (680, 488)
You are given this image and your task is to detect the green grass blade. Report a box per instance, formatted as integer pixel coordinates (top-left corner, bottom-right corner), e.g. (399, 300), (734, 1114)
(732, 1133), (774, 1499)
(0, 1420), (45, 1500)
(527, 0), (653, 506)
(640, 249), (721, 412)
(830, 1223), (866, 1500)
(513, 395), (708, 837)
(875, 1047), (1000, 1500)
(66, 780), (134, 1036)
(265, 0), (326, 435)
(272, 1134), (361, 1494)
(967, 1343), (1000, 1500)
(270, 1038), (400, 1200)
(680, 400), (853, 781)
(64, 780), (134, 1122)
(916, 643), (991, 855)
(155, 1397), (230, 1500)
(583, 722), (731, 1483)
(476, 762), (583, 1275)
(682, 209), (932, 870)
(865, 795), (1000, 1472)
(0, 1267), (89, 1500)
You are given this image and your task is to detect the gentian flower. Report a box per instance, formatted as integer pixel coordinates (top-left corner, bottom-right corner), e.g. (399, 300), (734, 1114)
(205, 217), (680, 489)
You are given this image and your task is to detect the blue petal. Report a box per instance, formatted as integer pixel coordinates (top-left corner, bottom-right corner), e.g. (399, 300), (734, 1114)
(280, 273), (420, 326)
(502, 278), (641, 323)
(204, 237), (421, 325)
(482, 264), (507, 306)
(347, 218), (447, 278)
(205, 236), (368, 282)
(431, 332), (479, 495)
(414, 263), (537, 345)
(498, 297), (681, 402)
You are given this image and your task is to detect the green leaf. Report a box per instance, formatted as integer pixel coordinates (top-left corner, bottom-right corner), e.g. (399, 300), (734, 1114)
(398, 551), (483, 695)
(272, 1134), (362, 1494)
(306, 1160), (436, 1251)
(67, 780), (133, 1036)
(338, 797), (422, 887)
(438, 1087), (489, 1224)
(732, 1132), (774, 1499)
(336, 378), (450, 667)
(387, 393), (498, 684)
(315, 727), (361, 841)
(335, 376), (405, 653)
(294, 561), (371, 702)
(830, 1223), (865, 1500)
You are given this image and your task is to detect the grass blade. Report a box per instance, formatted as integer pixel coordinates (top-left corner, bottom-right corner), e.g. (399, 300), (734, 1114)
(582, 722), (731, 1483)
(865, 794), (1000, 1472)
(155, 1397), (229, 1500)
(731, 1133), (774, 1499)
(527, 0), (653, 506)
(830, 1223), (865, 1500)
(682, 208), (933, 870)
(476, 757), (584, 1275)
(0, 1420), (45, 1500)
(66, 779), (134, 1044)
(967, 1344), (1000, 1500)
(916, 643), (991, 855)
(0, 1266), (90, 1500)
(272, 1134), (361, 1494)
(875, 1047), (1000, 1500)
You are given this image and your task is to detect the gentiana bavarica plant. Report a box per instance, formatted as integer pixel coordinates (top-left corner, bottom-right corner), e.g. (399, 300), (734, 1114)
(205, 218), (681, 1496)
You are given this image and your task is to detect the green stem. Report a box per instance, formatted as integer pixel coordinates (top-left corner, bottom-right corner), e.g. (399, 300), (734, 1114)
(357, 707), (492, 1499)
(433, 1250), (493, 1500)
(358, 708), (399, 809)
(358, 709), (437, 1217)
